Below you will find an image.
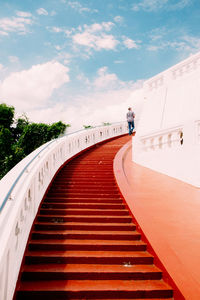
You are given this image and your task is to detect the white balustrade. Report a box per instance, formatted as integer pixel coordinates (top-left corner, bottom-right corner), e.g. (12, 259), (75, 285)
(140, 125), (184, 153)
(0, 122), (127, 300)
(146, 51), (200, 91)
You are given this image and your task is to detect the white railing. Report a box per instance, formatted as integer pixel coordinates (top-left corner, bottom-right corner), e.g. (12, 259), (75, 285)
(146, 51), (200, 91)
(133, 119), (200, 187)
(0, 122), (128, 300)
(140, 125), (184, 152)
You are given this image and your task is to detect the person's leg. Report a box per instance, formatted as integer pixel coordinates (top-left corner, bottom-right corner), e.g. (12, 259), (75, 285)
(128, 122), (132, 135)
(131, 121), (135, 132)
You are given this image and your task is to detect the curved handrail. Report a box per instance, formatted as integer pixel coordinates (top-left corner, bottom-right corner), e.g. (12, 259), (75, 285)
(0, 140), (55, 213)
(0, 123), (126, 213)
(0, 121), (128, 300)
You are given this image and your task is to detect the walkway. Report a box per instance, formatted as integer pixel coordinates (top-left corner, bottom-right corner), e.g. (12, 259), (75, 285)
(14, 135), (174, 299)
(114, 139), (200, 300)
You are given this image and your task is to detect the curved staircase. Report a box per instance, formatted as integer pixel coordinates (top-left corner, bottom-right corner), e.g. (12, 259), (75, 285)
(14, 135), (173, 299)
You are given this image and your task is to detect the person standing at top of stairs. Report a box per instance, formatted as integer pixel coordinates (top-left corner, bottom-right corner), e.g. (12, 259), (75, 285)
(126, 107), (135, 135)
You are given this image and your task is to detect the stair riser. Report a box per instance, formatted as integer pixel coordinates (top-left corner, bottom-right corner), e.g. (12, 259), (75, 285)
(29, 244), (147, 251)
(44, 199), (123, 204)
(41, 204), (125, 209)
(61, 171), (113, 174)
(15, 136), (174, 300)
(22, 271), (162, 281)
(53, 181), (117, 185)
(39, 210), (129, 216)
(34, 224), (136, 231)
(16, 289), (173, 299)
(46, 194), (121, 199)
(55, 175), (116, 178)
(31, 233), (141, 241)
(49, 187), (118, 192)
(37, 216), (132, 223)
(50, 185), (118, 190)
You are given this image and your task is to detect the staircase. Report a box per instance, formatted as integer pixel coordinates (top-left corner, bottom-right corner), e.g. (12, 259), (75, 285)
(15, 135), (173, 299)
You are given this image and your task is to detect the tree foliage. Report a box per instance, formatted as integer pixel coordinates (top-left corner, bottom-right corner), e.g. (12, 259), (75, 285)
(0, 103), (15, 128)
(0, 103), (69, 179)
(83, 125), (93, 129)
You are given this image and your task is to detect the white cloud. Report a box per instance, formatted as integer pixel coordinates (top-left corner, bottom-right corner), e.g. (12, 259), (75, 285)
(114, 60), (124, 64)
(0, 14), (33, 35)
(114, 16), (124, 23)
(147, 45), (163, 51)
(50, 11), (57, 16)
(123, 37), (139, 49)
(36, 8), (48, 16)
(81, 66), (140, 93)
(0, 61), (70, 111)
(56, 52), (72, 65)
(67, 1), (98, 14)
(27, 82), (143, 130)
(147, 35), (200, 54)
(16, 11), (32, 18)
(132, 0), (191, 12)
(0, 64), (5, 72)
(83, 22), (114, 33)
(181, 35), (200, 53)
(55, 45), (62, 51)
(0, 30), (8, 36)
(51, 26), (63, 33)
(9, 56), (19, 63)
(2, 63), (144, 131)
(168, 0), (192, 10)
(93, 67), (120, 89)
(72, 22), (118, 51)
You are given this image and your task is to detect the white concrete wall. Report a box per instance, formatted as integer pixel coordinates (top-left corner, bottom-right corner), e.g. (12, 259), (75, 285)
(132, 51), (200, 187)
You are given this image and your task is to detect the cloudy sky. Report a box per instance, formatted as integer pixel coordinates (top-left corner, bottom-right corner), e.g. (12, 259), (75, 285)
(0, 0), (200, 130)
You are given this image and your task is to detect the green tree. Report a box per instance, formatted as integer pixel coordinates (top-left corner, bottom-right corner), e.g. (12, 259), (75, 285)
(83, 125), (93, 129)
(0, 103), (14, 128)
(0, 103), (69, 179)
(13, 114), (29, 140)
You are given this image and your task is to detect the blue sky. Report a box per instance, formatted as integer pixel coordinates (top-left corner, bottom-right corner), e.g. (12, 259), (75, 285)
(0, 0), (200, 129)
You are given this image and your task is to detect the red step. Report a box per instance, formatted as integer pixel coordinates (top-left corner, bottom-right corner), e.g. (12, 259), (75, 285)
(29, 239), (147, 251)
(39, 208), (130, 216)
(17, 279), (173, 299)
(31, 229), (141, 240)
(21, 264), (162, 280)
(34, 222), (136, 231)
(25, 250), (154, 265)
(44, 198), (123, 204)
(37, 215), (132, 223)
(14, 135), (174, 300)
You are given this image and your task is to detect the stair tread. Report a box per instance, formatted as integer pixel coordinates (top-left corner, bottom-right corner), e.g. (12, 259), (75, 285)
(35, 222), (135, 226)
(40, 208), (128, 212)
(18, 279), (172, 291)
(30, 239), (146, 245)
(15, 135), (174, 299)
(23, 264), (161, 273)
(26, 250), (153, 258)
(42, 202), (123, 205)
(37, 214), (131, 219)
(44, 198), (123, 202)
(32, 230), (139, 235)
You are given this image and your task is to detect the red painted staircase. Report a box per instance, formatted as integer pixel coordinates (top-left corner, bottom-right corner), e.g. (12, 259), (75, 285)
(14, 135), (174, 299)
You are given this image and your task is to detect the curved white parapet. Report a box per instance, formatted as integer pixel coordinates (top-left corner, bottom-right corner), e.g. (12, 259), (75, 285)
(131, 51), (200, 187)
(0, 122), (127, 300)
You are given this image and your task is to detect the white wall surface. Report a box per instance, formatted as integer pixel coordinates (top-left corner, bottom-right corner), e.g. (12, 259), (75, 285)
(132, 51), (200, 187)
